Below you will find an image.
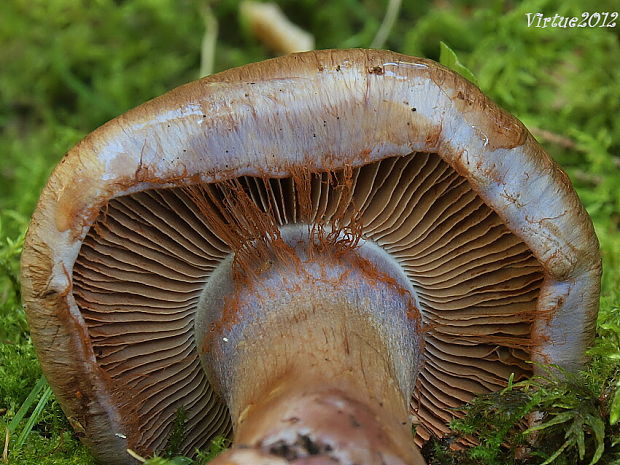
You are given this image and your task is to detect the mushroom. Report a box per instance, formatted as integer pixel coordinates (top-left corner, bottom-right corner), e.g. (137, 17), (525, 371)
(21, 49), (600, 465)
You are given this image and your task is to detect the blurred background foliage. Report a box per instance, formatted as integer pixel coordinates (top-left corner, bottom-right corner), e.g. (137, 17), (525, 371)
(0, 0), (618, 463)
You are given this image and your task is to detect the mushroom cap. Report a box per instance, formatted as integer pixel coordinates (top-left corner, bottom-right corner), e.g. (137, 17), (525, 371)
(21, 49), (600, 462)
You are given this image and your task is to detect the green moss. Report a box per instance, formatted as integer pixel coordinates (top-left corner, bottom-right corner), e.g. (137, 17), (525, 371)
(430, 367), (620, 464)
(164, 407), (189, 458)
(142, 437), (230, 465)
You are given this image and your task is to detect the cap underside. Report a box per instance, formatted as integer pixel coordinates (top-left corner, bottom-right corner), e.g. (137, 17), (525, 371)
(72, 151), (544, 454)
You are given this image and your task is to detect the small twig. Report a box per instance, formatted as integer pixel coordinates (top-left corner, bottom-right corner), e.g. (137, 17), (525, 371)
(370, 0), (402, 49)
(126, 449), (146, 463)
(529, 127), (578, 151)
(573, 170), (603, 186)
(200, 2), (218, 78)
(2, 426), (9, 463)
(530, 126), (620, 175)
(240, 1), (314, 54)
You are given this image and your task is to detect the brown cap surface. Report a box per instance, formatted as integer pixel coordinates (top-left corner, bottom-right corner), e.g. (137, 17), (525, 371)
(21, 49), (600, 463)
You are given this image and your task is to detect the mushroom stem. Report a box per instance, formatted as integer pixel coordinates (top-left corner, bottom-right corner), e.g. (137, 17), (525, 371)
(231, 374), (425, 465)
(197, 227), (425, 464)
(232, 340), (424, 465)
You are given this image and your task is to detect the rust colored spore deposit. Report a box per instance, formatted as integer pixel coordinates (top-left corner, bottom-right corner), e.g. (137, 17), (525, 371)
(185, 163), (364, 283)
(188, 163), (376, 353)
